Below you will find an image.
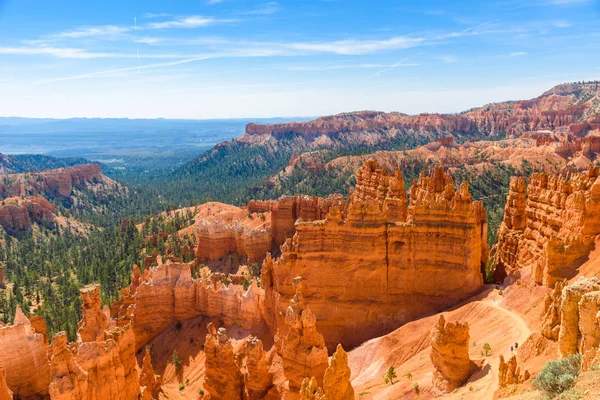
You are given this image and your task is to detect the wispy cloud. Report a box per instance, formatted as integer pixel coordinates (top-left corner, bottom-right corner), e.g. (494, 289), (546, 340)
(205, 0), (224, 4)
(30, 53), (232, 85)
(144, 13), (171, 18)
(135, 37), (163, 45)
(440, 55), (458, 63)
(282, 36), (424, 55)
(148, 15), (236, 29)
(50, 25), (130, 39)
(509, 51), (527, 57)
(374, 59), (418, 76)
(243, 2), (281, 15)
(0, 46), (122, 59)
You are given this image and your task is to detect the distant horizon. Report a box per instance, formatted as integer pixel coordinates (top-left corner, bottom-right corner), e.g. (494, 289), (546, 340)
(1, 0), (599, 118)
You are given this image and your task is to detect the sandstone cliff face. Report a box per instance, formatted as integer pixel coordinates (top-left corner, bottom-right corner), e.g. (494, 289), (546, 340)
(0, 306), (51, 398)
(280, 279), (329, 392)
(203, 323), (243, 400)
(541, 277), (600, 369)
(0, 368), (12, 400)
(498, 355), (530, 388)
(263, 161), (487, 349)
(248, 194), (346, 252)
(0, 164), (102, 200)
(111, 261), (264, 350)
(430, 315), (471, 392)
(241, 83), (599, 146)
(494, 167), (600, 286)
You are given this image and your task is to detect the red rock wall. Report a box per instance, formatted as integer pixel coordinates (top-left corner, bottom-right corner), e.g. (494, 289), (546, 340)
(494, 167), (600, 286)
(263, 161), (487, 350)
(112, 262), (264, 351)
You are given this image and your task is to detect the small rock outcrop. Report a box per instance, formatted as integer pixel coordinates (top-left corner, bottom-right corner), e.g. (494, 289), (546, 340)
(498, 355), (530, 388)
(241, 336), (273, 399)
(0, 306), (51, 398)
(280, 278), (329, 392)
(0, 368), (12, 400)
(77, 284), (108, 343)
(430, 315), (471, 392)
(300, 344), (354, 400)
(48, 332), (89, 399)
(139, 348), (162, 399)
(203, 323), (243, 400)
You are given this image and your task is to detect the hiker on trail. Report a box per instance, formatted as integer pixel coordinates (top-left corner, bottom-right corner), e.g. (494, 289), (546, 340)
(510, 346), (514, 353)
(515, 342), (519, 350)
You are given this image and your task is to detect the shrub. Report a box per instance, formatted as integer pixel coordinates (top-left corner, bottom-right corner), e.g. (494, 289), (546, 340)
(172, 350), (182, 370)
(532, 354), (582, 398)
(179, 383), (185, 391)
(383, 366), (397, 385)
(483, 343), (492, 356)
(199, 389), (205, 396)
(413, 382), (420, 394)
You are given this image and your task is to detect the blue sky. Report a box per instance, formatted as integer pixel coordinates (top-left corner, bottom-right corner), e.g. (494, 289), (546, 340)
(0, 0), (599, 119)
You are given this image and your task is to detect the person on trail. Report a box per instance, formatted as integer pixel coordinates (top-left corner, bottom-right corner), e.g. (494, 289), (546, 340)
(510, 346), (514, 353)
(515, 342), (519, 350)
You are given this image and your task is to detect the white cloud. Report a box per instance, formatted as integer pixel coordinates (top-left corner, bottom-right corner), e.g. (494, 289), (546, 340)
(509, 51), (527, 57)
(135, 37), (162, 45)
(547, 0), (591, 4)
(243, 2), (280, 15)
(50, 25), (130, 39)
(148, 15), (235, 29)
(205, 0), (224, 4)
(0, 46), (121, 59)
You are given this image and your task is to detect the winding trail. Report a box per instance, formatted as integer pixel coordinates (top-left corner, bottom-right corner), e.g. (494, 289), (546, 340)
(477, 298), (532, 400)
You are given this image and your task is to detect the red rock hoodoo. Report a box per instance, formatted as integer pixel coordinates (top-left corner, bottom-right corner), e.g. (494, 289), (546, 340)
(430, 315), (471, 392)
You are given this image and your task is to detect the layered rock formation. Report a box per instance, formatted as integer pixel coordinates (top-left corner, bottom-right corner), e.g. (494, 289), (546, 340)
(203, 323), (243, 400)
(280, 278), (329, 392)
(498, 355), (530, 388)
(494, 167), (600, 286)
(0, 197), (56, 234)
(78, 284), (108, 343)
(541, 277), (600, 369)
(242, 83), (600, 146)
(263, 160), (487, 349)
(248, 194), (346, 251)
(0, 306), (51, 398)
(0, 164), (102, 199)
(430, 315), (471, 392)
(111, 261), (263, 350)
(300, 344), (354, 400)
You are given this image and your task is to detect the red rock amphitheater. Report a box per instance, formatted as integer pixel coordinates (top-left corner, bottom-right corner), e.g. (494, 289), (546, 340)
(3, 158), (600, 399)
